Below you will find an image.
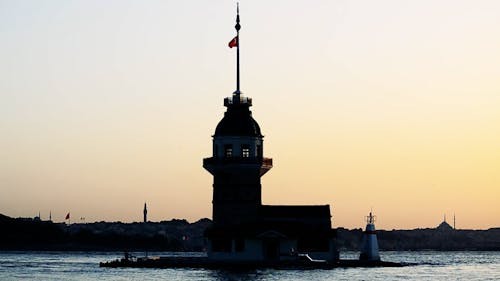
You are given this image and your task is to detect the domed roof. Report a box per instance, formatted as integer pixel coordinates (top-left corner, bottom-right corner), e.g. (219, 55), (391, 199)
(214, 105), (262, 137)
(436, 221), (453, 231)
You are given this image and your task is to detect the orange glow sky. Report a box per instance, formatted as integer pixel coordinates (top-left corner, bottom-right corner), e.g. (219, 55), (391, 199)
(1, 1), (499, 229)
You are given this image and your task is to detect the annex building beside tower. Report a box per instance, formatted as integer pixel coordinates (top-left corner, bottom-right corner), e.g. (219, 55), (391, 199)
(202, 7), (338, 263)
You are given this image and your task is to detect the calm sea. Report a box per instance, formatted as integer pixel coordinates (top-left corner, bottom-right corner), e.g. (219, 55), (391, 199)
(0, 251), (499, 280)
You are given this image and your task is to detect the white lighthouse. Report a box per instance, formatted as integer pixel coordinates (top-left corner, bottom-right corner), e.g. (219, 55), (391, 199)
(359, 212), (380, 261)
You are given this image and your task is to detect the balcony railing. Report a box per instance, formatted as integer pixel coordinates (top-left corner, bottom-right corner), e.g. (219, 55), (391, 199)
(203, 157), (272, 166)
(224, 96), (252, 106)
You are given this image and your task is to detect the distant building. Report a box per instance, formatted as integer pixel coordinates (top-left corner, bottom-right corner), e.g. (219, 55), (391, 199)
(202, 8), (337, 263)
(33, 211), (41, 222)
(143, 202), (148, 223)
(436, 214), (453, 231)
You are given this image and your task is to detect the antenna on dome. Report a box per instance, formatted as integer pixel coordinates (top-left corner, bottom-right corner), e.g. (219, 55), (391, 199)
(225, 3), (251, 107)
(235, 2), (241, 97)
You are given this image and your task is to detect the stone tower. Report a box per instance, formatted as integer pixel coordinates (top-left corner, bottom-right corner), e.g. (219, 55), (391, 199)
(202, 6), (337, 262)
(203, 5), (272, 227)
(203, 92), (273, 226)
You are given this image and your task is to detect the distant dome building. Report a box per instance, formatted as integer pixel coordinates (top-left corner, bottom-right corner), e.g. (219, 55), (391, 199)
(436, 215), (454, 232)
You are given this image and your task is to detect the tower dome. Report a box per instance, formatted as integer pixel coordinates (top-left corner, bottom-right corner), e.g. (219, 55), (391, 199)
(214, 98), (262, 137)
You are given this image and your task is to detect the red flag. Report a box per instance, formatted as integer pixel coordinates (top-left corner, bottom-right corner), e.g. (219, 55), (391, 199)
(228, 36), (238, 48)
(65, 213), (70, 220)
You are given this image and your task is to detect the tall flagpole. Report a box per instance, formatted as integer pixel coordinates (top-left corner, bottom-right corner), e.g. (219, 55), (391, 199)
(235, 3), (241, 97)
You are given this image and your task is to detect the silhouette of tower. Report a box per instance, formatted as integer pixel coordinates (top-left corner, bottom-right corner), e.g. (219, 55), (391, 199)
(202, 5), (337, 263)
(203, 5), (272, 226)
(143, 202), (148, 223)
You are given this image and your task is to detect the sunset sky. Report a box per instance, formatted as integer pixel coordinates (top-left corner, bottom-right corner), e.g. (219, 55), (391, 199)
(1, 0), (499, 229)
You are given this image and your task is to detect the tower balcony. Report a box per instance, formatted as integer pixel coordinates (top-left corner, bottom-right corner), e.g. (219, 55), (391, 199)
(203, 156), (272, 176)
(224, 96), (252, 106)
(203, 156), (272, 166)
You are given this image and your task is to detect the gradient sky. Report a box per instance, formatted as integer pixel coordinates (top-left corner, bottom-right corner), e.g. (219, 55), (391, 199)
(1, 0), (499, 229)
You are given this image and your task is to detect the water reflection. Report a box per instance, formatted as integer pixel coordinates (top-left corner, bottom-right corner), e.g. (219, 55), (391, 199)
(0, 251), (498, 281)
(208, 269), (267, 281)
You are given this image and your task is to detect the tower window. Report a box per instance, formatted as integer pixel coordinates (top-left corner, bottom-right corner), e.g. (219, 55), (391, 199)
(224, 144), (233, 158)
(241, 144), (250, 157)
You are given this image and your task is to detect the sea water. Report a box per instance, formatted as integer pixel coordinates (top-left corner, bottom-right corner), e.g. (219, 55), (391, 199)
(0, 251), (499, 280)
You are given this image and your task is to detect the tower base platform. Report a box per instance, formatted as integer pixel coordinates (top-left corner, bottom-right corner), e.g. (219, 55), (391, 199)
(99, 255), (407, 269)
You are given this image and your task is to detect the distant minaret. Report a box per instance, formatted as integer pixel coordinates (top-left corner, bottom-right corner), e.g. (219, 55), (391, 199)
(49, 211), (52, 222)
(453, 213), (456, 230)
(143, 202), (148, 223)
(34, 211), (41, 221)
(444, 213), (446, 223)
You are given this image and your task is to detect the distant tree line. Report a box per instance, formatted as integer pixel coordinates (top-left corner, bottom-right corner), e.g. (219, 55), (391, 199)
(1, 214), (499, 251)
(0, 214), (210, 251)
(336, 227), (500, 251)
